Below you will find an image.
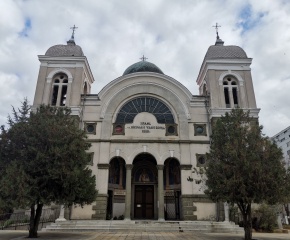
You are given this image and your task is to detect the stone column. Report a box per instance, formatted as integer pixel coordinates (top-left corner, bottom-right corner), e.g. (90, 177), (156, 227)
(228, 88), (234, 108)
(124, 164), (133, 220)
(165, 162), (170, 190)
(42, 82), (51, 105)
(56, 84), (62, 106)
(55, 205), (66, 222)
(157, 165), (165, 221)
(65, 82), (72, 106)
(119, 160), (124, 190)
(223, 202), (229, 222)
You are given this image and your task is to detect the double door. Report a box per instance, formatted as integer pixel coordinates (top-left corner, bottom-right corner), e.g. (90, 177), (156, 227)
(134, 185), (154, 219)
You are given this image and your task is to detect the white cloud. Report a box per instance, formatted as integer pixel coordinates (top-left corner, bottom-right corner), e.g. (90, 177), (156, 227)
(0, 0), (289, 136)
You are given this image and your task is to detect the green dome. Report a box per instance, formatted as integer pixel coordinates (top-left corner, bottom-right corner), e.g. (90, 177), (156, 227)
(123, 61), (164, 76)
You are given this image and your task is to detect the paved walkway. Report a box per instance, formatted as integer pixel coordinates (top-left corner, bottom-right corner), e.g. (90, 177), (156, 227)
(0, 230), (289, 240)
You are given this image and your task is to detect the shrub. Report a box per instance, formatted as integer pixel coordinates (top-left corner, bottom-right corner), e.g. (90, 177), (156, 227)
(113, 216), (117, 220)
(21, 216), (29, 223)
(4, 219), (15, 227)
(118, 215), (124, 220)
(252, 203), (277, 231)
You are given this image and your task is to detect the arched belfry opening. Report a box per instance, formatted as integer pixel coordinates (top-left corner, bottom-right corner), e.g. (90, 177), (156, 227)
(131, 153), (157, 220)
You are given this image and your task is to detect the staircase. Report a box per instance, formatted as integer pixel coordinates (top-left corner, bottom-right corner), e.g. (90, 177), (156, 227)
(43, 220), (244, 234)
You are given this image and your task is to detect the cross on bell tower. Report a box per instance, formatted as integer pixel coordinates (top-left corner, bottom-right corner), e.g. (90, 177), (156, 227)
(67, 25), (78, 45)
(70, 25), (78, 41)
(212, 23), (224, 46)
(212, 23), (221, 39)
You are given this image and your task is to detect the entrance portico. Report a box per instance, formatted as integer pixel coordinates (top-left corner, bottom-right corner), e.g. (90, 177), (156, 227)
(107, 152), (183, 221)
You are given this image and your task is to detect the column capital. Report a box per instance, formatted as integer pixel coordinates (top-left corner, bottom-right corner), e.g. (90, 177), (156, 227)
(156, 165), (164, 170)
(125, 164), (133, 170)
(179, 164), (192, 170)
(97, 163), (110, 169)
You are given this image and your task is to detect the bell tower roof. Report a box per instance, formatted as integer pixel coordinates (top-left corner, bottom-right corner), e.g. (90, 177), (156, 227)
(45, 25), (84, 57)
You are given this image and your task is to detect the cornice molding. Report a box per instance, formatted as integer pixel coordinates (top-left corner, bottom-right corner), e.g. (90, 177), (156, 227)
(179, 164), (192, 170)
(97, 163), (110, 169)
(86, 139), (210, 144)
(98, 72), (192, 100)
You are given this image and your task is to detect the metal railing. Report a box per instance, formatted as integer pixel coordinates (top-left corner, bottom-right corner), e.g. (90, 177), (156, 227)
(0, 208), (60, 230)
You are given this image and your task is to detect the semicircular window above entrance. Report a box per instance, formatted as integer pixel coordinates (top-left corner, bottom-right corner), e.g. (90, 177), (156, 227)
(115, 97), (175, 124)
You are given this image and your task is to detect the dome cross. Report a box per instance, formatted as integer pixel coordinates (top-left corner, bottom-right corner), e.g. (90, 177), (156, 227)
(140, 55), (148, 61)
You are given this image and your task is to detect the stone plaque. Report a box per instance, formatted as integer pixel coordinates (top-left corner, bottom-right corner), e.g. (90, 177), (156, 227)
(114, 189), (126, 196)
(125, 112), (166, 138)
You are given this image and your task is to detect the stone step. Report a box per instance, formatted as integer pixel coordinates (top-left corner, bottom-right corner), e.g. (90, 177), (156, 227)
(43, 220), (244, 234)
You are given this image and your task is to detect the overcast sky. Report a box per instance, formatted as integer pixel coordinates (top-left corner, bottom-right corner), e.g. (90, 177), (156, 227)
(0, 0), (289, 137)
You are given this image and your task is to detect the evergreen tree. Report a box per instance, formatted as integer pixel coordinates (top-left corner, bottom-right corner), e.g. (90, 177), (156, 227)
(204, 108), (290, 240)
(0, 99), (97, 238)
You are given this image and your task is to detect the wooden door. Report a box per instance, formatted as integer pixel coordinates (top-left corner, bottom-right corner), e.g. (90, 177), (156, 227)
(134, 185), (154, 219)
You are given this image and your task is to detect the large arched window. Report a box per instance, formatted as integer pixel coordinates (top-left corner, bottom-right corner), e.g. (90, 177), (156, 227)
(115, 97), (175, 124)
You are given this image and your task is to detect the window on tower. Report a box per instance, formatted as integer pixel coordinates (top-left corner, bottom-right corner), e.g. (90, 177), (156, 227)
(51, 73), (68, 106)
(224, 88), (230, 108)
(223, 76), (239, 108)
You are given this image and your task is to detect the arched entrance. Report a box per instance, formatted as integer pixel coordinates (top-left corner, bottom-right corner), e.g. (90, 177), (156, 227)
(131, 154), (157, 220)
(107, 157), (126, 220)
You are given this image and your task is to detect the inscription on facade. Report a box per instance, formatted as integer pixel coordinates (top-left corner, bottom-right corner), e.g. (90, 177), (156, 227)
(125, 112), (167, 138)
(128, 122), (165, 133)
(114, 189), (126, 196)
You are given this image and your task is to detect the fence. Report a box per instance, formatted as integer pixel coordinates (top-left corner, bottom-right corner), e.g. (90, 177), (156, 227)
(0, 208), (60, 230)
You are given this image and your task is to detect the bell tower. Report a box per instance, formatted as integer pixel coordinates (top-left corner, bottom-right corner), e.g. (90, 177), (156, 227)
(32, 26), (94, 117)
(196, 27), (260, 121)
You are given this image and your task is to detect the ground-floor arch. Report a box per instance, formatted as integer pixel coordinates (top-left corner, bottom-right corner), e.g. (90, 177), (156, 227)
(106, 153), (183, 220)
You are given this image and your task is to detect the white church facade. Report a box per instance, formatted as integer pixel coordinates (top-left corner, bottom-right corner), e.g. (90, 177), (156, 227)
(32, 32), (260, 221)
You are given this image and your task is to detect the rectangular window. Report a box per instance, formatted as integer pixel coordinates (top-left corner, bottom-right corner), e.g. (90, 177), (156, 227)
(224, 88), (230, 108)
(60, 86), (67, 106)
(281, 138), (285, 142)
(51, 85), (59, 106)
(287, 141), (290, 147)
(232, 88), (238, 107)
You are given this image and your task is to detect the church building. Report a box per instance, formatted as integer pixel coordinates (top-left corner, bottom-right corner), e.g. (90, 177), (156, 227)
(32, 28), (260, 221)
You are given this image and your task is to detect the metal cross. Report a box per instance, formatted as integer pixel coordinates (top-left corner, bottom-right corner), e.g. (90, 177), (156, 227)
(140, 55), (148, 61)
(70, 25), (78, 39)
(212, 23), (221, 39)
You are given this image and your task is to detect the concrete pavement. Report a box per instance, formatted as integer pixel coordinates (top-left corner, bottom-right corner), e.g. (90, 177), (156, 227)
(0, 230), (289, 240)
